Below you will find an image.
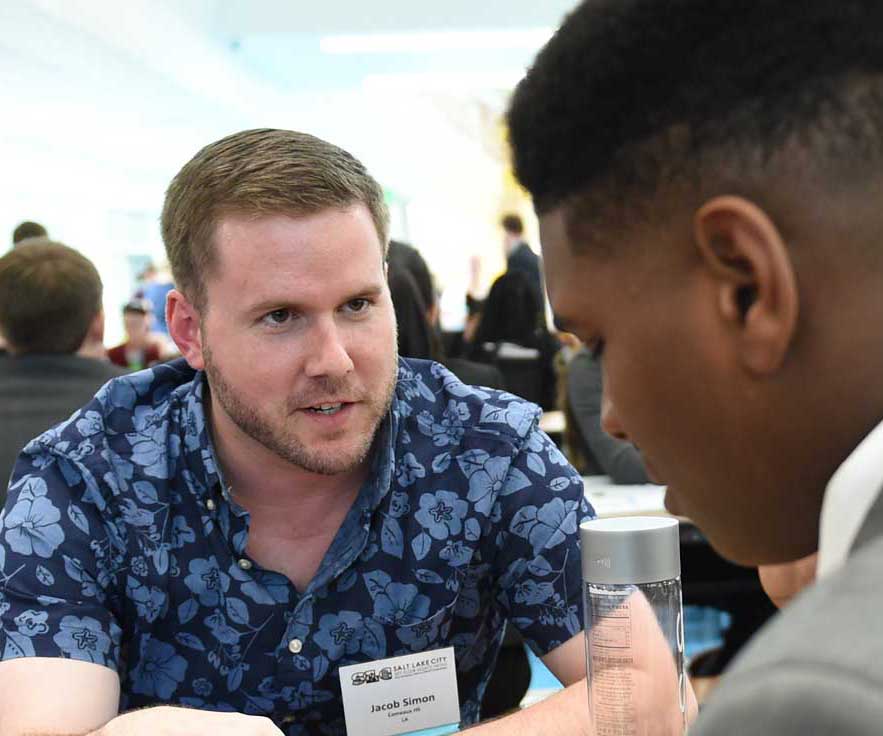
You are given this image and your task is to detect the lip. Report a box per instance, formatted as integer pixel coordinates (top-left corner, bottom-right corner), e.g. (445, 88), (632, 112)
(297, 401), (357, 427)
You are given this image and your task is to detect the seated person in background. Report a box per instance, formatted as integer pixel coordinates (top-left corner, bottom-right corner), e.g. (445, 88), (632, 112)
(565, 346), (651, 483)
(469, 270), (560, 409)
(508, 0), (883, 732)
(107, 299), (162, 370)
(0, 241), (125, 494)
(387, 240), (505, 390)
(0, 128), (595, 736)
(12, 220), (48, 246)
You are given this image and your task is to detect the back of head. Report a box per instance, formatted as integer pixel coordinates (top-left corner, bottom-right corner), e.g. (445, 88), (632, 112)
(508, 0), (883, 233)
(161, 128), (389, 311)
(12, 221), (48, 245)
(474, 270), (541, 347)
(501, 213), (524, 236)
(0, 241), (102, 354)
(388, 240), (435, 311)
(388, 262), (436, 360)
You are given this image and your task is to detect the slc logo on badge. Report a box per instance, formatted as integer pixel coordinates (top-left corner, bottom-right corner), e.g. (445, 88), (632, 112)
(351, 667), (394, 686)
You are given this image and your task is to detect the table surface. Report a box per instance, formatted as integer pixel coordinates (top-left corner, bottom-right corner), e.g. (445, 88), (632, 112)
(538, 409), (565, 435)
(582, 475), (669, 518)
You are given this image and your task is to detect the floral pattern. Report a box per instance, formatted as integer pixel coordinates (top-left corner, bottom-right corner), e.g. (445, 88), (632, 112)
(0, 358), (593, 735)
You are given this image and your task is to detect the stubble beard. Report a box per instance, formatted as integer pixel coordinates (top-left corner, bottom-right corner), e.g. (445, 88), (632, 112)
(203, 345), (399, 476)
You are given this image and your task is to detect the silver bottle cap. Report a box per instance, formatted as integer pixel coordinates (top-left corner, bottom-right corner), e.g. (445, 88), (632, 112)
(580, 516), (681, 585)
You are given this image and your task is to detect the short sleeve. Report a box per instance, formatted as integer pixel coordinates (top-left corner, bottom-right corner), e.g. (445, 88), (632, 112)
(493, 425), (594, 655)
(0, 448), (124, 672)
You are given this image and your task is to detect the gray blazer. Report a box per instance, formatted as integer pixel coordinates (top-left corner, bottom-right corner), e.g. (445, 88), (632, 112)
(692, 485), (883, 734)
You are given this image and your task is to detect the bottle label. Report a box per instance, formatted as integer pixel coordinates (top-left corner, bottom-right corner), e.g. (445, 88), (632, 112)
(587, 589), (637, 735)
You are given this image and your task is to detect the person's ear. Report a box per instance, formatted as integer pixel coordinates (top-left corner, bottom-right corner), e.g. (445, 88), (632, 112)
(693, 196), (798, 375)
(166, 289), (205, 370)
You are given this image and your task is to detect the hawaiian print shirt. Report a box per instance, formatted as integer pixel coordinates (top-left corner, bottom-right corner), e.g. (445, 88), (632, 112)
(0, 357), (593, 734)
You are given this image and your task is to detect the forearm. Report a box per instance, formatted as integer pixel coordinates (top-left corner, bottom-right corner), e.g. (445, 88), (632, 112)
(464, 679), (590, 736)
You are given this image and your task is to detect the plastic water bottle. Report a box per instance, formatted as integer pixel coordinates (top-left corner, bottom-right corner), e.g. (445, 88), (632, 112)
(581, 517), (686, 735)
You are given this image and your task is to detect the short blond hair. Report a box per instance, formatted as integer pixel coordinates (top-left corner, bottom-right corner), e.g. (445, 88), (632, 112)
(161, 128), (389, 309)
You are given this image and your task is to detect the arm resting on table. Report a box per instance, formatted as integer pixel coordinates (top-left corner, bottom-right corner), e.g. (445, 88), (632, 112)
(467, 601), (698, 735)
(0, 657), (119, 736)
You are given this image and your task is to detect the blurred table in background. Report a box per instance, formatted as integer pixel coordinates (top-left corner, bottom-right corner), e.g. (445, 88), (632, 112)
(538, 409), (566, 436)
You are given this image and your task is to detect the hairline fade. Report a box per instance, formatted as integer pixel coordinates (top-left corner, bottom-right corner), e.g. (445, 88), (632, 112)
(507, 0), (883, 249)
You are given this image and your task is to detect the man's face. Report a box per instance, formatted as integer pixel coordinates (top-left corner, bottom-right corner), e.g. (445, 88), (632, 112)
(540, 206), (797, 565)
(124, 312), (150, 342)
(194, 205), (398, 476)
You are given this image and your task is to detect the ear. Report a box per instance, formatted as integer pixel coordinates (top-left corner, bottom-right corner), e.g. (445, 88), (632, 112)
(166, 289), (205, 370)
(693, 196), (799, 375)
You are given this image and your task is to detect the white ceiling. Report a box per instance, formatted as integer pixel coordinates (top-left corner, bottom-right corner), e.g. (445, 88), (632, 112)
(210, 0), (577, 35)
(207, 0), (577, 93)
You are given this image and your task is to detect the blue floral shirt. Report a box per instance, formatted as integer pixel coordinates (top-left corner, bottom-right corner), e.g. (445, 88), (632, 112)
(0, 358), (592, 734)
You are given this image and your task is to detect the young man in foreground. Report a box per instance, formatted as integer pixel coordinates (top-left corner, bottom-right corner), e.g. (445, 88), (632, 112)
(508, 0), (883, 732)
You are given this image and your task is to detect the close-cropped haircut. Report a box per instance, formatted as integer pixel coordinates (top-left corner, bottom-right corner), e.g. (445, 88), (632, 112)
(0, 241), (102, 354)
(161, 128), (389, 310)
(508, 0), (883, 241)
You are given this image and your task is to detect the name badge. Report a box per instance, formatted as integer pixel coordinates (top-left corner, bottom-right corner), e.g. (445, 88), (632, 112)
(339, 647), (460, 736)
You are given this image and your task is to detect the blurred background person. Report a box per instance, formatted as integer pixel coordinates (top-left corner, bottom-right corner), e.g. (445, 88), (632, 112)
(387, 240), (505, 389)
(106, 298), (162, 370)
(563, 346), (652, 483)
(133, 261), (174, 336)
(11, 220), (48, 247)
(0, 241), (124, 493)
(500, 213), (542, 309)
(468, 270), (560, 409)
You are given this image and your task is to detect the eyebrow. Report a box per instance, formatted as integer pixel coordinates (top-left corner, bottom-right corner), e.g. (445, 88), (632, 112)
(247, 284), (386, 316)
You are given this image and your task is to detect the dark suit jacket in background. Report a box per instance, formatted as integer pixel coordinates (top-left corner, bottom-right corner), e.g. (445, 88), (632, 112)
(506, 241), (543, 305)
(693, 480), (883, 734)
(0, 353), (125, 499)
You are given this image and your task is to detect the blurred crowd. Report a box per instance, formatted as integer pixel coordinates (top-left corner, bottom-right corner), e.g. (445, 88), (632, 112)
(0, 213), (648, 494)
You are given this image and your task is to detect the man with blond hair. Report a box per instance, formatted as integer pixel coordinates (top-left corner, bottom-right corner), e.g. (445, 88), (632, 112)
(0, 129), (596, 735)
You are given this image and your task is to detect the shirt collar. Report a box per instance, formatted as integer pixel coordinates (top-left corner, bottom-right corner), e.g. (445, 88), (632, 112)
(178, 369), (221, 501)
(817, 416), (883, 578)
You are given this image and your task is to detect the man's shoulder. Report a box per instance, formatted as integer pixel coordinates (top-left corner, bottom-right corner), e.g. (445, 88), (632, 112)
(396, 357), (541, 446)
(695, 537), (883, 734)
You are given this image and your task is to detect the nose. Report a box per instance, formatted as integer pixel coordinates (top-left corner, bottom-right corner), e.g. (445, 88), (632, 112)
(303, 317), (354, 379)
(600, 389), (629, 441)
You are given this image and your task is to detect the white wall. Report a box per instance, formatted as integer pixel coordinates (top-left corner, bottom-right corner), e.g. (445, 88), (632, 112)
(1, 0), (524, 342)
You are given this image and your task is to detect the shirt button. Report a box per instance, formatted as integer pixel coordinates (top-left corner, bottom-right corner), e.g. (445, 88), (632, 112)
(205, 498), (216, 511)
(237, 558), (253, 571)
(288, 638), (303, 654)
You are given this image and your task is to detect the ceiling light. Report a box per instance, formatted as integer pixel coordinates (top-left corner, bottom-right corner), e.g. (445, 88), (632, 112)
(321, 29), (554, 55)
